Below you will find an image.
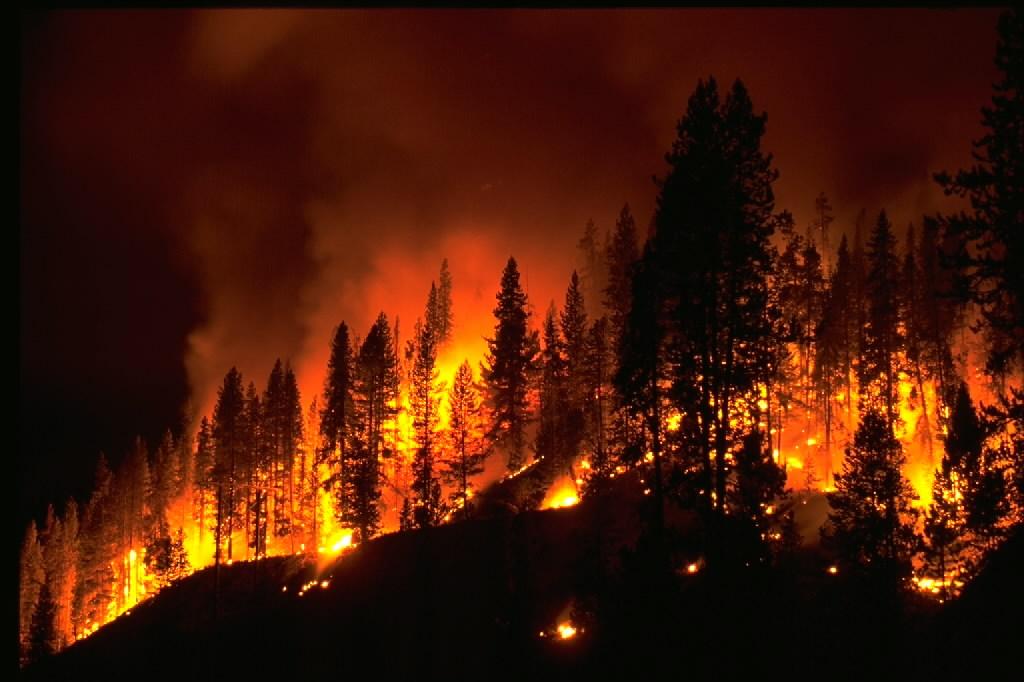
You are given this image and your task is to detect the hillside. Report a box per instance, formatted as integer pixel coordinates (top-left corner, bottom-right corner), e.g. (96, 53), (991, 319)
(23, 494), (1022, 680)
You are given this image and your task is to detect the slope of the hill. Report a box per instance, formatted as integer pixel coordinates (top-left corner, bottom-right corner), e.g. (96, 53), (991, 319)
(22, 491), (1022, 681)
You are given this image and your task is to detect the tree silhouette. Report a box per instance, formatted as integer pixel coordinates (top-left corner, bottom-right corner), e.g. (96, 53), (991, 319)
(481, 257), (540, 472)
(935, 9), (1023, 379)
(441, 360), (488, 521)
(825, 410), (917, 580)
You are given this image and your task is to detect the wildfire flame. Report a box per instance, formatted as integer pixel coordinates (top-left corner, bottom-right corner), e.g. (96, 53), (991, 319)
(541, 478), (580, 510)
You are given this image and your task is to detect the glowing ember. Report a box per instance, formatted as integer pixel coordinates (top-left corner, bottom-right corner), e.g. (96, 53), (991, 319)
(827, 565), (838, 575)
(557, 623), (577, 639)
(686, 563), (699, 574)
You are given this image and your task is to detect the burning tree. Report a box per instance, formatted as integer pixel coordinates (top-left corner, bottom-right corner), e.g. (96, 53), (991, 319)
(441, 360), (488, 521)
(321, 321), (355, 538)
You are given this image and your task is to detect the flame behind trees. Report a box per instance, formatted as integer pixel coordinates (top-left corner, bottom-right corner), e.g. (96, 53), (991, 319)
(17, 13), (1024, 664)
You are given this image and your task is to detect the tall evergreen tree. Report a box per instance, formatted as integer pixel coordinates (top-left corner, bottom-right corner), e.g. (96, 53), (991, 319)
(650, 76), (779, 519)
(615, 247), (670, 530)
(441, 360), (488, 521)
(410, 317), (444, 528)
(193, 417), (214, 550)
(935, 9), (1024, 379)
(536, 303), (570, 494)
(824, 410), (917, 578)
(815, 235), (856, 485)
(346, 313), (399, 541)
(604, 203), (640, 346)
(212, 367), (246, 564)
(19, 521), (45, 666)
(321, 322), (355, 525)
(582, 316), (614, 493)
(561, 271), (589, 465)
(858, 211), (904, 425)
(74, 454), (116, 640)
(577, 219), (607, 320)
(481, 257), (540, 472)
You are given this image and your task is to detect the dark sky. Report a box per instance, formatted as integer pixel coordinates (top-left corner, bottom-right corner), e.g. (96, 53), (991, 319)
(19, 8), (1003, 526)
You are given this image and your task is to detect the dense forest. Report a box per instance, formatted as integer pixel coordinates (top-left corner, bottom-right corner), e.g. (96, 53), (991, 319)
(19, 9), (1022, 671)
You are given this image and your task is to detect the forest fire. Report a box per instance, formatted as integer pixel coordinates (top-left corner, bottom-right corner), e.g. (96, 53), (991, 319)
(17, 9), (1024, 678)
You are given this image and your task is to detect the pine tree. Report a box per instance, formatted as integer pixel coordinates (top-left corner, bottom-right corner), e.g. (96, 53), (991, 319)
(410, 317), (444, 528)
(858, 211), (904, 425)
(577, 219), (607, 320)
(116, 438), (151, 608)
(29, 580), (56, 662)
(536, 303), (569, 491)
(935, 9), (1024, 378)
(19, 521), (45, 666)
(615, 246), (669, 529)
(582, 316), (614, 494)
(604, 203), (640, 347)
(52, 500), (79, 648)
(441, 360), (488, 521)
(247, 381), (268, 558)
(346, 313), (399, 541)
(321, 322), (355, 525)
(149, 431), (179, 561)
(481, 257), (540, 471)
(903, 223), (938, 467)
(438, 258), (454, 345)
(561, 271), (589, 466)
(815, 235), (855, 485)
(809, 191), (835, 273)
(212, 367), (246, 564)
(651, 77), (779, 519)
(74, 454), (116, 640)
(193, 417), (214, 550)
(824, 410), (917, 579)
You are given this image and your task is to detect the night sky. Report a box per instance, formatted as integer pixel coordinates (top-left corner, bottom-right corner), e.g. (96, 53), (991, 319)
(19, 8), (1003, 527)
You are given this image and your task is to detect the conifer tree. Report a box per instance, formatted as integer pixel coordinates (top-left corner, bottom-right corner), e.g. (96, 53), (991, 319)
(561, 271), (589, 465)
(438, 258), (454, 345)
(604, 203), (640, 347)
(481, 257), (540, 471)
(321, 322), (355, 524)
(346, 313), (399, 541)
(536, 303), (569, 490)
(410, 318), (444, 528)
(824, 410), (917, 578)
(193, 417), (214, 549)
(858, 211), (904, 425)
(212, 367), (246, 564)
(582, 316), (614, 493)
(441, 360), (488, 520)
(74, 454), (116, 640)
(19, 521), (45, 666)
(935, 9), (1023, 378)
(648, 77), (779, 519)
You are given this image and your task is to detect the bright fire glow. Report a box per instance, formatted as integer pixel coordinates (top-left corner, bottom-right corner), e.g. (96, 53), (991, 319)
(557, 623), (577, 639)
(541, 478), (580, 510)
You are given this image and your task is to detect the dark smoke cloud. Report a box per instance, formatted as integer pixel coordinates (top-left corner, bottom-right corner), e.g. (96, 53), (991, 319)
(20, 8), (1002, 522)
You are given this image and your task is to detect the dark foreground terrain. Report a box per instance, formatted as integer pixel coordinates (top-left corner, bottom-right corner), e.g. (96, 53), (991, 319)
(22, 487), (1023, 680)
